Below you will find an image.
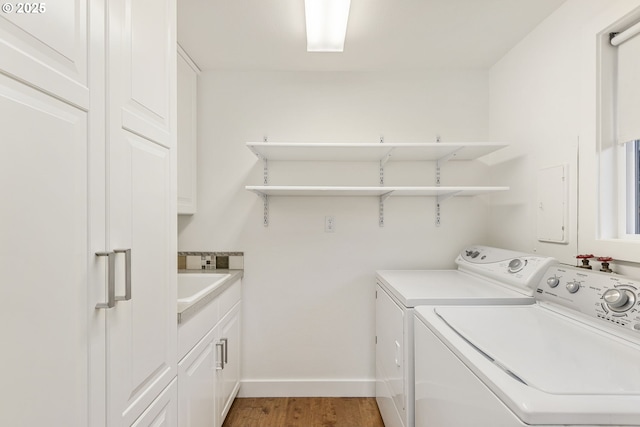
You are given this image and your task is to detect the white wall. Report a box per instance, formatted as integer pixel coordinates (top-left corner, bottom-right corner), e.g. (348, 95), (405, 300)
(488, 0), (640, 276)
(486, 0), (614, 264)
(178, 70), (495, 396)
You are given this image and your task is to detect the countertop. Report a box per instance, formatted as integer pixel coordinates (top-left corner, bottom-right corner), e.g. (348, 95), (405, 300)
(177, 269), (243, 323)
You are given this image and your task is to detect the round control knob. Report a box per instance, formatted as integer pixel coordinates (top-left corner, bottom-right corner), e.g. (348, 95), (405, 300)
(566, 281), (580, 294)
(508, 258), (525, 273)
(603, 289), (629, 309)
(546, 277), (559, 288)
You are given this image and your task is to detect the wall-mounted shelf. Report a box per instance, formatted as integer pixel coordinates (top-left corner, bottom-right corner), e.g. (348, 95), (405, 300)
(246, 185), (508, 197)
(246, 142), (507, 162)
(245, 140), (509, 227)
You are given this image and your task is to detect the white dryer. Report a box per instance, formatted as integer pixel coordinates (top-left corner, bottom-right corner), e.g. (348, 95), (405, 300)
(414, 264), (640, 426)
(375, 245), (555, 427)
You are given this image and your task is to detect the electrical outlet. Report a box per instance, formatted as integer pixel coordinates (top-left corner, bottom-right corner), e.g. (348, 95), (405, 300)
(325, 216), (335, 233)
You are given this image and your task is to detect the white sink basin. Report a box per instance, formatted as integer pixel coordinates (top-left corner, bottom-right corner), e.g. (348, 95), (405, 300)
(178, 273), (230, 311)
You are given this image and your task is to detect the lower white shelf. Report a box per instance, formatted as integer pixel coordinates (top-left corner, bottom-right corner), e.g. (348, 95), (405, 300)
(246, 185), (509, 227)
(246, 185), (509, 197)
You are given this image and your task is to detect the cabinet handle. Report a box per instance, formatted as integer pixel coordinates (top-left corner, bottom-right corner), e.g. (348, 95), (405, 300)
(114, 249), (132, 301)
(215, 342), (224, 370)
(221, 338), (228, 365)
(95, 252), (116, 309)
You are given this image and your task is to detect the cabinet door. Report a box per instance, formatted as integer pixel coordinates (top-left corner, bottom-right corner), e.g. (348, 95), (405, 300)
(0, 74), (93, 426)
(0, 0), (89, 108)
(131, 380), (178, 427)
(217, 303), (242, 423)
(178, 328), (217, 427)
(177, 48), (198, 214)
(107, 131), (176, 426)
(106, 0), (177, 425)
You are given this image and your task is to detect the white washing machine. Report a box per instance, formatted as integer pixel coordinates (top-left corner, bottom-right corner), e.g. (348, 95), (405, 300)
(414, 264), (640, 426)
(375, 245), (555, 427)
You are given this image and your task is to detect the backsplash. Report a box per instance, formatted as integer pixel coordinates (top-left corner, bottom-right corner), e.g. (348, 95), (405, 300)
(178, 252), (244, 270)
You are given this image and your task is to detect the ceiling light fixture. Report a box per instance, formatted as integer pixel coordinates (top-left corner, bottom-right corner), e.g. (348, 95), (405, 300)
(304, 0), (351, 52)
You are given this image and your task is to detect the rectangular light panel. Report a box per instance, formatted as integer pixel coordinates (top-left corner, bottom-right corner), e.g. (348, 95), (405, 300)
(305, 0), (351, 52)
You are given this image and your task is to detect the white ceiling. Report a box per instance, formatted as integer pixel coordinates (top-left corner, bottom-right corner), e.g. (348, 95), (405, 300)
(178, 0), (566, 71)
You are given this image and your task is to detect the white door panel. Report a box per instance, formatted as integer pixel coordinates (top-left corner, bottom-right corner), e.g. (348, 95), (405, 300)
(119, 0), (174, 148)
(0, 0), (89, 108)
(178, 329), (217, 427)
(218, 303), (241, 421)
(131, 380), (178, 427)
(0, 73), (92, 426)
(109, 131), (176, 426)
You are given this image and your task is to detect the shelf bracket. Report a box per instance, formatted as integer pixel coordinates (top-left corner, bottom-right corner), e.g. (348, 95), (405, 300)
(379, 148), (395, 185)
(435, 191), (461, 227)
(379, 191), (394, 227)
(259, 136), (269, 184)
(435, 147), (463, 185)
(263, 158), (269, 185)
(262, 193), (269, 227)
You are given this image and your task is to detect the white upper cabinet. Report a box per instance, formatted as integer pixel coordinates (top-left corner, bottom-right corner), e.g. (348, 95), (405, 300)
(177, 46), (199, 214)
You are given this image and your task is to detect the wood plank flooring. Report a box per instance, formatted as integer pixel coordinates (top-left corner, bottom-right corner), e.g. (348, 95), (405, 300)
(222, 397), (385, 427)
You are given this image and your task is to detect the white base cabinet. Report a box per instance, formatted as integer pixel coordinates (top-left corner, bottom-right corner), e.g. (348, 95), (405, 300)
(178, 278), (242, 427)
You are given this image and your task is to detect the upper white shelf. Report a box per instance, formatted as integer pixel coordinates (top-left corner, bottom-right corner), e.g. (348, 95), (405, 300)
(246, 142), (507, 162)
(246, 185), (509, 197)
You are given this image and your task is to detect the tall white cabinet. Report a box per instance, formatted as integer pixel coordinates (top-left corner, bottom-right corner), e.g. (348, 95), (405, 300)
(0, 1), (177, 426)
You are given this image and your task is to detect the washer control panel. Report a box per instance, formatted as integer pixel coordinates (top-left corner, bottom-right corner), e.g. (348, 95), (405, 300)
(456, 246), (556, 294)
(537, 265), (640, 334)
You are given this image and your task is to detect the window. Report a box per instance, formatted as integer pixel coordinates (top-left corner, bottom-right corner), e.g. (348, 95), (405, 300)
(605, 21), (640, 238)
(580, 3), (640, 263)
(625, 140), (640, 234)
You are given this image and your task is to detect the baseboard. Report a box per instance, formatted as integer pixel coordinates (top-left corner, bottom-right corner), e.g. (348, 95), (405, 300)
(237, 379), (376, 397)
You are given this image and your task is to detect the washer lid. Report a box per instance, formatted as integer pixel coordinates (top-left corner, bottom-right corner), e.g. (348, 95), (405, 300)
(376, 270), (533, 308)
(435, 305), (640, 395)
(417, 304), (640, 425)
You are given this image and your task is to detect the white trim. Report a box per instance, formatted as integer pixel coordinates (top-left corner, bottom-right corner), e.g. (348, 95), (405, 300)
(237, 379), (376, 397)
(177, 44), (201, 74)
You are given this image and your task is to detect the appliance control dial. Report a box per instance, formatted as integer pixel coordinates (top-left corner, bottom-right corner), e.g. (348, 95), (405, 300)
(603, 289), (629, 308)
(566, 281), (580, 294)
(508, 258), (525, 273)
(602, 288), (636, 312)
(546, 277), (559, 288)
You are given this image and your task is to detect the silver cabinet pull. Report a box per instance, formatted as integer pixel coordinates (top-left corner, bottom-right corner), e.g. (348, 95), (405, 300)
(96, 252), (116, 309)
(114, 249), (131, 301)
(215, 342), (224, 370)
(221, 338), (228, 364)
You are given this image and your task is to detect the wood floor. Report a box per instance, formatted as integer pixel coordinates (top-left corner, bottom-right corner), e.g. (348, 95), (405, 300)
(222, 397), (385, 427)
